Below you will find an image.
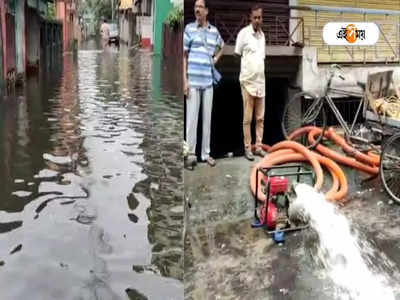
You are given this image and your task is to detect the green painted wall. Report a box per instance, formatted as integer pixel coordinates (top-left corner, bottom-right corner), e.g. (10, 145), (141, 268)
(151, 53), (161, 101)
(15, 0), (24, 75)
(153, 0), (173, 55)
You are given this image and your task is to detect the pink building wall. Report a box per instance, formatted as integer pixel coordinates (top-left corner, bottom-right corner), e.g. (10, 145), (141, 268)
(1, 1), (16, 81)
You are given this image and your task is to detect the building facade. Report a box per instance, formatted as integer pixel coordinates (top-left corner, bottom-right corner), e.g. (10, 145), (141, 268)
(0, 0), (63, 88)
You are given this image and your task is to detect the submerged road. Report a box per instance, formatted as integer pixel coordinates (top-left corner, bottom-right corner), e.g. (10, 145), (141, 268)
(185, 157), (400, 300)
(0, 41), (183, 300)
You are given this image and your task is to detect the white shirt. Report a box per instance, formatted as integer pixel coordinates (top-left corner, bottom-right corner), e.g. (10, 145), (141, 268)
(100, 23), (110, 40)
(235, 24), (266, 98)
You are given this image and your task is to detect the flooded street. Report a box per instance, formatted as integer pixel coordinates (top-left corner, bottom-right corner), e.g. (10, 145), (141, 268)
(185, 158), (400, 300)
(0, 41), (183, 300)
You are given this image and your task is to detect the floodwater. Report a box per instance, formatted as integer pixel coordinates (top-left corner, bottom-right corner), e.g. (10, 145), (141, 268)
(184, 157), (400, 300)
(294, 184), (397, 300)
(0, 40), (183, 300)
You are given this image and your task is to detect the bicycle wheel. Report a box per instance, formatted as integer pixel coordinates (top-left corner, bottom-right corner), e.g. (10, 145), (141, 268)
(281, 92), (327, 149)
(380, 133), (400, 203)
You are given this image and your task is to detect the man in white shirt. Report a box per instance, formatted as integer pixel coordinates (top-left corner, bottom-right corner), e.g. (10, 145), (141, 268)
(235, 4), (267, 161)
(100, 19), (110, 48)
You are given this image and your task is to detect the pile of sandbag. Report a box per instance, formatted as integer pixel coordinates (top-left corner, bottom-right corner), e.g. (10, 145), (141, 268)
(369, 86), (400, 120)
(373, 96), (400, 119)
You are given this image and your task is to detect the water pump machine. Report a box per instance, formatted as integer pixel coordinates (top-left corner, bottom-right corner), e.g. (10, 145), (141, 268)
(252, 165), (313, 243)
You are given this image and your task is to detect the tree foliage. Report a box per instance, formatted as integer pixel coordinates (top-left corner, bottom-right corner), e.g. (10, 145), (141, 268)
(80, 0), (113, 25)
(165, 5), (183, 30)
(47, 2), (57, 20)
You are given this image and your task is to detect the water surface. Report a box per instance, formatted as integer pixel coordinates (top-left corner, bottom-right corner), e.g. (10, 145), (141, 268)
(0, 40), (183, 300)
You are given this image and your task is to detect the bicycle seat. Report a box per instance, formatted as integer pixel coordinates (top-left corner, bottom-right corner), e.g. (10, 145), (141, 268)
(356, 81), (366, 91)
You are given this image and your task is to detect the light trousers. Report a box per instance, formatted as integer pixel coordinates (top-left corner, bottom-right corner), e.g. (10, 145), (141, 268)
(241, 85), (265, 150)
(186, 87), (214, 161)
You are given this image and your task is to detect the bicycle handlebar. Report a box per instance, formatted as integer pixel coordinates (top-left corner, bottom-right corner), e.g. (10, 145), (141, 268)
(331, 64), (342, 71)
(327, 64), (346, 89)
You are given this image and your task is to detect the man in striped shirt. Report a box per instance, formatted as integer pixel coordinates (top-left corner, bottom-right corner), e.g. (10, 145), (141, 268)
(184, 0), (224, 167)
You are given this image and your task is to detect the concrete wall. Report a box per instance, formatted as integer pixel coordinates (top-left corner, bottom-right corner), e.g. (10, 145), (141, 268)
(119, 10), (136, 46)
(26, 7), (40, 71)
(137, 16), (152, 47)
(295, 0), (400, 63)
(56, 0), (73, 52)
(1, 9), (16, 81)
(299, 47), (400, 98)
(15, 0), (26, 77)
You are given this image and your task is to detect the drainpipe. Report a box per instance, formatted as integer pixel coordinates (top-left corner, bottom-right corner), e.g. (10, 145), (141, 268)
(111, 0), (114, 21)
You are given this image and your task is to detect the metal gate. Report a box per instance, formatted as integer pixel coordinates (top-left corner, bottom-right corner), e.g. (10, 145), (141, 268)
(184, 0), (294, 46)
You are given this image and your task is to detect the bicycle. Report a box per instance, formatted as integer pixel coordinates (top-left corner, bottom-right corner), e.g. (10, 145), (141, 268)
(282, 65), (400, 203)
(281, 64), (373, 149)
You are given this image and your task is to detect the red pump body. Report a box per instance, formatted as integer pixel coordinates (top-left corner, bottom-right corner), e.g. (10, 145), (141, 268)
(265, 176), (289, 197)
(259, 176), (289, 229)
(259, 202), (277, 229)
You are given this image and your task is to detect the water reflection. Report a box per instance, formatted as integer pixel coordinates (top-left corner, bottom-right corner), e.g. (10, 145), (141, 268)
(0, 41), (183, 300)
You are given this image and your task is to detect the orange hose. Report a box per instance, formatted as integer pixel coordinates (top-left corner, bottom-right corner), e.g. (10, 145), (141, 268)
(325, 165), (340, 201)
(250, 148), (346, 202)
(288, 126), (378, 174)
(268, 148), (341, 200)
(251, 144), (272, 152)
(269, 141), (324, 190)
(261, 144), (271, 152)
(328, 128), (379, 166)
(249, 125), (378, 203)
(288, 126), (319, 141)
(250, 153), (312, 202)
(368, 151), (380, 164)
(307, 128), (378, 175)
(312, 152), (347, 202)
(250, 153), (344, 202)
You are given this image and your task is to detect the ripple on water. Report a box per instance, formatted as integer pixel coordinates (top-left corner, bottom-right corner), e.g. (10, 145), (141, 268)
(0, 48), (183, 300)
(34, 169), (59, 179)
(11, 191), (32, 198)
(43, 153), (72, 165)
(170, 206), (184, 214)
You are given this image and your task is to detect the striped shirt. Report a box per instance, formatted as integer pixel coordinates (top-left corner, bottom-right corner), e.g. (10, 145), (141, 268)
(184, 21), (224, 89)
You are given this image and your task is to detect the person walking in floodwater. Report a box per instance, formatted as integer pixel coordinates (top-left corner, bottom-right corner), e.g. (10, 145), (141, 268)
(235, 4), (267, 161)
(184, 0), (224, 167)
(100, 19), (110, 48)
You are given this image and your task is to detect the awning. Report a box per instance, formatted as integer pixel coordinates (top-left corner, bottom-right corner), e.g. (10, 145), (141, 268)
(119, 0), (133, 10)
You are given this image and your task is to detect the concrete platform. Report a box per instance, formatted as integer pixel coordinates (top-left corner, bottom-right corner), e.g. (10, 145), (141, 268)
(184, 156), (400, 299)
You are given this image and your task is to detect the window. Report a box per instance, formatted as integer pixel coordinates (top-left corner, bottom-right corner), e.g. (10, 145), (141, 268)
(6, 0), (15, 15)
(135, 0), (152, 16)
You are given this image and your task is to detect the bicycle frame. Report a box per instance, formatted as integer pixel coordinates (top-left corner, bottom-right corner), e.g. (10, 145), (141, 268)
(323, 91), (365, 140)
(321, 67), (366, 141)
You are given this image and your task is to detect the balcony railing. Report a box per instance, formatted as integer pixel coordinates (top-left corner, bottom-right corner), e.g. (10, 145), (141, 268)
(291, 5), (400, 63)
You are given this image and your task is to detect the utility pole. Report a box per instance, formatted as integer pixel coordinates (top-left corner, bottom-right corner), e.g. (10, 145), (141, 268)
(111, 0), (114, 21)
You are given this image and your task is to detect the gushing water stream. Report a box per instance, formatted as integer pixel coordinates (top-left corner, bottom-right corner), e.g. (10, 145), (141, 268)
(293, 184), (395, 300)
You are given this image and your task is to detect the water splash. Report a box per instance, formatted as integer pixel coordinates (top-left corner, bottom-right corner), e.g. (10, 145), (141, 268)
(293, 183), (395, 300)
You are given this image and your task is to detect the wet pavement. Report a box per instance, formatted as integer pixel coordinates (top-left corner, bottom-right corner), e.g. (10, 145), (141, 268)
(184, 157), (400, 300)
(0, 40), (183, 300)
